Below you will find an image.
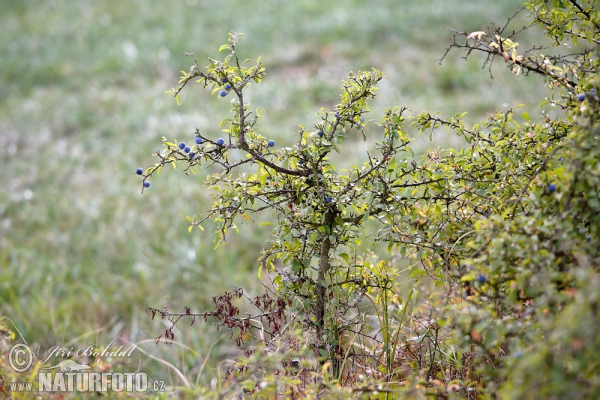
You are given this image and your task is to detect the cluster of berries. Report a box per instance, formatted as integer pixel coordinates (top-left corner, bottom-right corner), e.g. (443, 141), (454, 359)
(136, 134), (277, 189)
(135, 167), (149, 188)
(177, 134), (208, 160)
(219, 78), (232, 98)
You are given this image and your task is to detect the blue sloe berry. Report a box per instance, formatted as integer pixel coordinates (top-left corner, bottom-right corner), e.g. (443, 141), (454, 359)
(577, 93), (585, 102)
(178, 142), (186, 149)
(268, 140), (275, 147)
(225, 84), (232, 90)
(548, 183), (556, 193)
(219, 90), (227, 97)
(477, 274), (486, 283)
(184, 146), (191, 153)
(195, 136), (203, 144)
(136, 168), (143, 175)
(216, 138), (225, 146)
(144, 181), (150, 188)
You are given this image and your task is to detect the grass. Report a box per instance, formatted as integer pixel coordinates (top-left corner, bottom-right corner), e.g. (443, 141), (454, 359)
(0, 0), (550, 395)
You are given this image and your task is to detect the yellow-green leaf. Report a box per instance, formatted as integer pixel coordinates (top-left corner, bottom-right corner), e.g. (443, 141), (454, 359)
(219, 118), (232, 128)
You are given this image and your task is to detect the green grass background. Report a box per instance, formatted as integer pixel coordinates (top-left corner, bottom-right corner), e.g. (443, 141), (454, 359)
(1, 0), (550, 392)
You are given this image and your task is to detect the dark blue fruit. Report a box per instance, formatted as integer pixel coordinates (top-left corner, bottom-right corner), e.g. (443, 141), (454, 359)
(577, 93), (585, 101)
(216, 138), (225, 146)
(477, 274), (486, 283)
(195, 136), (203, 144)
(136, 168), (143, 175)
(219, 90), (227, 97)
(144, 181), (150, 188)
(325, 197), (332, 203)
(318, 130), (323, 137)
(268, 140), (275, 147)
(178, 142), (186, 149)
(189, 152), (196, 159)
(548, 183), (556, 193)
(587, 234), (591, 242)
(225, 84), (232, 90)
(184, 146), (191, 153)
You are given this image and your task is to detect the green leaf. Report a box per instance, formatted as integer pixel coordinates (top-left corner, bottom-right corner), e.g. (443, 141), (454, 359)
(219, 44), (229, 52)
(410, 269), (427, 279)
(339, 253), (350, 264)
(176, 94), (181, 105)
(292, 259), (302, 273)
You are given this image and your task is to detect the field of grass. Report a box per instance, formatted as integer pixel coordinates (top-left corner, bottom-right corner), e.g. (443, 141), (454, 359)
(1, 0), (550, 395)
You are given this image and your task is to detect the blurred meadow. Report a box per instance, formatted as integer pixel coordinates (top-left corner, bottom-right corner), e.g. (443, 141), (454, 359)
(1, 0), (550, 393)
